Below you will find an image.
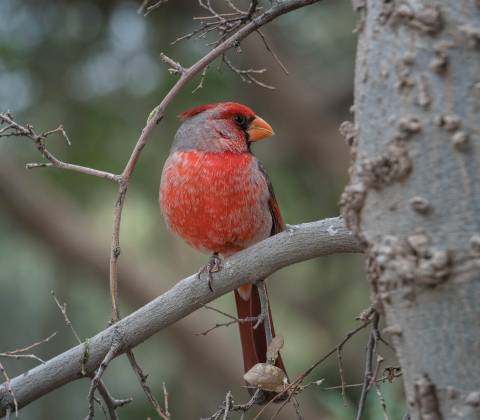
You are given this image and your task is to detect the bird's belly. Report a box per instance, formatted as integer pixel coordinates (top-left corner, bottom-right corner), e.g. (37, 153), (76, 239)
(160, 151), (272, 254)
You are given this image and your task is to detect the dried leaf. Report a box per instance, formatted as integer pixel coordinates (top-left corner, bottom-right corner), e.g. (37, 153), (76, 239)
(243, 363), (287, 393)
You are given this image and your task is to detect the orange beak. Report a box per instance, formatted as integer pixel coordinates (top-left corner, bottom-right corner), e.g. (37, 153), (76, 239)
(247, 115), (274, 141)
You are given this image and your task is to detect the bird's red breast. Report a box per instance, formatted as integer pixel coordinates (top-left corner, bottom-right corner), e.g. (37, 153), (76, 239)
(160, 149), (272, 255)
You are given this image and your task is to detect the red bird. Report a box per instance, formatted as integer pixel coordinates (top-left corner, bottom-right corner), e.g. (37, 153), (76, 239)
(159, 102), (286, 399)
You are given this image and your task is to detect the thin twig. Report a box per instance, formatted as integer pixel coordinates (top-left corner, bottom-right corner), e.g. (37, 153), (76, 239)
(192, 66), (208, 93)
(0, 332), (57, 365)
(43, 125), (71, 146)
(368, 355), (384, 391)
(202, 389), (262, 420)
(0, 354), (45, 364)
(222, 55), (275, 90)
(288, 396), (304, 420)
(256, 280), (273, 346)
(93, 394), (108, 419)
(374, 383), (390, 420)
(96, 381), (133, 420)
(355, 311), (380, 420)
(256, 29), (289, 75)
(0, 332), (58, 418)
(139, 0), (169, 16)
(160, 53), (186, 75)
(0, 113), (120, 182)
(162, 382), (170, 417)
(109, 182), (127, 323)
(197, 305), (259, 336)
(253, 318), (372, 420)
(225, 0), (244, 15)
(245, 0), (259, 21)
(322, 369), (402, 390)
(126, 351), (170, 420)
(52, 291), (131, 418)
(222, 390), (232, 420)
(336, 346), (347, 406)
(193, 12), (243, 20)
(86, 335), (122, 420)
(51, 290), (83, 344)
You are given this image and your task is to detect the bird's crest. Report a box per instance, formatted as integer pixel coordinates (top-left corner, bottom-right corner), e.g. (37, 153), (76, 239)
(179, 102), (255, 121)
(179, 104), (218, 120)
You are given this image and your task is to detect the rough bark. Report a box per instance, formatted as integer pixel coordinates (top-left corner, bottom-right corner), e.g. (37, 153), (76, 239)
(342, 1), (480, 419)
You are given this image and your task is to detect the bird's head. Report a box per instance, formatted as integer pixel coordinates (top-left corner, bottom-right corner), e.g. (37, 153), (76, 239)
(171, 102), (274, 153)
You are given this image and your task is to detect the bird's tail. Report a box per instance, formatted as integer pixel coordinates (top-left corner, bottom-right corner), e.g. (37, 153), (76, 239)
(234, 283), (286, 403)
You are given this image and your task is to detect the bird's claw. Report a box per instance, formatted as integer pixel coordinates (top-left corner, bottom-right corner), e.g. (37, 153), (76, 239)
(198, 253), (222, 292)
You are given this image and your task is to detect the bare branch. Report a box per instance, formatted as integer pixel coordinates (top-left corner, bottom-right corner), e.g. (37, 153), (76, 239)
(125, 350), (170, 420)
(0, 217), (361, 416)
(210, 307), (376, 420)
(202, 389), (263, 420)
(162, 382), (170, 418)
(222, 55), (275, 90)
(51, 291), (132, 419)
(252, 309), (374, 419)
(159, 53), (186, 75)
(95, 381), (132, 420)
(0, 332), (58, 417)
(256, 280), (273, 345)
(355, 311), (380, 420)
(86, 335), (121, 420)
(374, 381), (390, 420)
(0, 332), (56, 360)
(196, 305), (260, 336)
(256, 29), (289, 75)
(141, 0), (169, 16)
(246, 0), (259, 21)
(336, 347), (347, 406)
(225, 0), (244, 14)
(51, 291), (83, 345)
(42, 125), (71, 146)
(192, 66), (208, 93)
(0, 113), (120, 183)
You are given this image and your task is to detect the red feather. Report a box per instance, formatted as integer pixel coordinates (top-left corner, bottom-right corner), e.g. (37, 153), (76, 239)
(180, 102), (256, 121)
(160, 150), (272, 254)
(179, 103), (218, 120)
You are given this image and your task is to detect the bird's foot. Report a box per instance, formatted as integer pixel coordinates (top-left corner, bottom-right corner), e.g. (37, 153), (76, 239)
(198, 252), (222, 292)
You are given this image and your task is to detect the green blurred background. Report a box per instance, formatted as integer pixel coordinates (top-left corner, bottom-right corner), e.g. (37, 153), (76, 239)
(0, 0), (404, 418)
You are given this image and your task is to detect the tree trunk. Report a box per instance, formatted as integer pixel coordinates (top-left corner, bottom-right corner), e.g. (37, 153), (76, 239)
(342, 1), (480, 418)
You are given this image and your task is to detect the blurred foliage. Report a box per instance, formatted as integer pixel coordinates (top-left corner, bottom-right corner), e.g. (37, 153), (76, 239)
(0, 0), (405, 418)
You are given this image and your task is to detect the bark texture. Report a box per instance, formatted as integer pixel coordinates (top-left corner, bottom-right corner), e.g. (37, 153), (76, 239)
(342, 1), (480, 419)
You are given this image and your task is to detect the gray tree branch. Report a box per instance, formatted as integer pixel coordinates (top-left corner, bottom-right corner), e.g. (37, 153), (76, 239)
(0, 217), (361, 417)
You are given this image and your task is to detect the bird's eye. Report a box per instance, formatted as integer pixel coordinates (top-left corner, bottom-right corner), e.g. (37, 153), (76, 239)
(233, 114), (248, 128)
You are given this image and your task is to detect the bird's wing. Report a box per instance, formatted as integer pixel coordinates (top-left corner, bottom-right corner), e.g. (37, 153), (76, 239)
(257, 161), (285, 235)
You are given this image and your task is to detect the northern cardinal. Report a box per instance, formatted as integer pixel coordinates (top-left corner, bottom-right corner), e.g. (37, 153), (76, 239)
(159, 102), (286, 401)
